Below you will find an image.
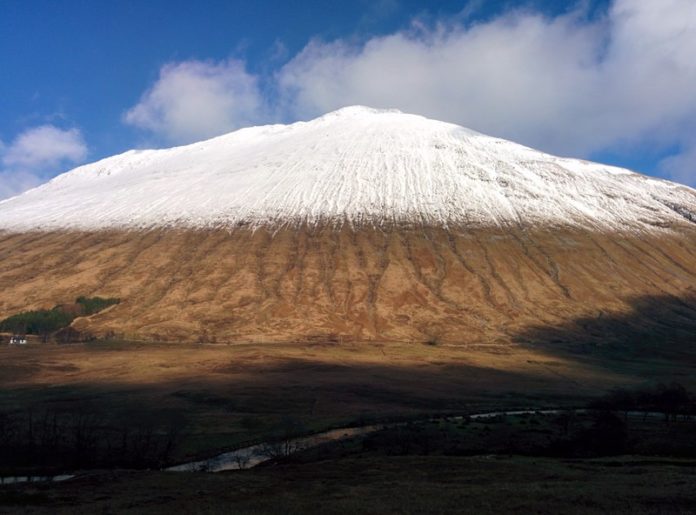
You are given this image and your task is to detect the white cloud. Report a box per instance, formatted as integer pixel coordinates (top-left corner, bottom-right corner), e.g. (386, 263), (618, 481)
(2, 125), (87, 169)
(124, 59), (265, 144)
(660, 137), (696, 186)
(276, 0), (696, 184)
(0, 170), (43, 201)
(0, 125), (87, 200)
(120, 0), (696, 185)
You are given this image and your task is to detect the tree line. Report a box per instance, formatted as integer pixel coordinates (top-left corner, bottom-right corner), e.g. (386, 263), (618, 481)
(590, 382), (695, 422)
(0, 406), (183, 473)
(0, 296), (120, 342)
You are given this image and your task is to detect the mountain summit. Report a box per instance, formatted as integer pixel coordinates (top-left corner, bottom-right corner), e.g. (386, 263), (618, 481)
(1, 106), (695, 232)
(0, 107), (695, 344)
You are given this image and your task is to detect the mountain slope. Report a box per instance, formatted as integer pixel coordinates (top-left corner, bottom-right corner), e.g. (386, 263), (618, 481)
(1, 106), (695, 232)
(0, 107), (695, 344)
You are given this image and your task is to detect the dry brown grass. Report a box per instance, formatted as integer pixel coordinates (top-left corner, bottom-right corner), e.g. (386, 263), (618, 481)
(1, 224), (695, 344)
(0, 340), (629, 393)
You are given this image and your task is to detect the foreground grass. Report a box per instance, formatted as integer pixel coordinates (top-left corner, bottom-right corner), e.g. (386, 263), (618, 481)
(1, 338), (696, 468)
(1, 340), (696, 513)
(0, 339), (626, 466)
(2, 455), (696, 514)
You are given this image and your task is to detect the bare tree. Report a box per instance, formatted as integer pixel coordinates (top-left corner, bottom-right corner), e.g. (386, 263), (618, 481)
(259, 417), (306, 460)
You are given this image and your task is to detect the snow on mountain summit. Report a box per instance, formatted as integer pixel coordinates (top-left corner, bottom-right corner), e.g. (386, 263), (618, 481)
(1, 106), (695, 232)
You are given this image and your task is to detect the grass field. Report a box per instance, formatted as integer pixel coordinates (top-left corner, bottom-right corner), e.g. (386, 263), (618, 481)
(3, 454), (696, 514)
(1, 339), (696, 464)
(1, 339), (696, 513)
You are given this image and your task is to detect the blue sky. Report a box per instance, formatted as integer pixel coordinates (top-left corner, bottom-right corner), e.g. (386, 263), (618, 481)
(1, 0), (695, 199)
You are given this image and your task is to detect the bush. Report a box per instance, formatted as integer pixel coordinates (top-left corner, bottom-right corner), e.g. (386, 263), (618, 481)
(424, 337), (440, 346)
(75, 296), (120, 316)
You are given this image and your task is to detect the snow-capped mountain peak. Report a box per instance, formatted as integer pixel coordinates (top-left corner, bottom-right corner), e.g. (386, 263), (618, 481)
(0, 106), (694, 232)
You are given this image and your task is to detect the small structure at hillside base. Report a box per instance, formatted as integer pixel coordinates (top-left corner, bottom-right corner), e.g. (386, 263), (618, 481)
(8, 335), (27, 345)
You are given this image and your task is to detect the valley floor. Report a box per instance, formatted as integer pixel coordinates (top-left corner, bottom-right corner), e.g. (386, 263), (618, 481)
(1, 339), (695, 464)
(1, 340), (695, 513)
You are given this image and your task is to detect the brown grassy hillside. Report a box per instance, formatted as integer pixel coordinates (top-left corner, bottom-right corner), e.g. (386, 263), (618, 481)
(0, 223), (695, 344)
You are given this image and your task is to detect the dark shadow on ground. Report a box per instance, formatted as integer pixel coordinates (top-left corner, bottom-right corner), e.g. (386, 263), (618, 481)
(515, 293), (696, 362)
(0, 352), (631, 471)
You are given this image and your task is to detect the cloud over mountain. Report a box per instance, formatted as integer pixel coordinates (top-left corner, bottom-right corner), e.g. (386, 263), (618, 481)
(276, 0), (696, 183)
(0, 125), (87, 200)
(121, 0), (695, 184)
(124, 59), (265, 144)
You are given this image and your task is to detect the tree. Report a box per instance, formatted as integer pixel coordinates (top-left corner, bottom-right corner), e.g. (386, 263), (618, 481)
(259, 417), (306, 460)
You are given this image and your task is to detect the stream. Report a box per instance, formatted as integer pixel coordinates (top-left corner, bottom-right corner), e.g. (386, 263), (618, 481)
(0, 475), (75, 486)
(165, 408), (567, 473)
(5, 407), (665, 484)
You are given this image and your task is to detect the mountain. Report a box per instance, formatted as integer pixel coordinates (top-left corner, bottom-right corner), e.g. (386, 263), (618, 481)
(1, 106), (695, 344)
(2, 106), (696, 231)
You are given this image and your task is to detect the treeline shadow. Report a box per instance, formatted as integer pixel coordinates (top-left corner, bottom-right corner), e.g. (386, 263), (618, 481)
(0, 405), (185, 474)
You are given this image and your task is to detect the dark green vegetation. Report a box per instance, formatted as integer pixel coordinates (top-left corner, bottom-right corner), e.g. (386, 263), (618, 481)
(73, 296), (120, 316)
(0, 297), (119, 339)
(0, 309), (72, 339)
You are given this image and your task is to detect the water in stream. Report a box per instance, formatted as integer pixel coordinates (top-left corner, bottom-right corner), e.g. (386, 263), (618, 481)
(0, 474), (75, 486)
(7, 408), (637, 482)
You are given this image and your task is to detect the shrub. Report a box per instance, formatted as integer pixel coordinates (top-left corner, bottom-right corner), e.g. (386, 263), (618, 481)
(75, 296), (120, 316)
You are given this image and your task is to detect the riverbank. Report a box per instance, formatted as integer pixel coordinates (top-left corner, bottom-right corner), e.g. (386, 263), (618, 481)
(2, 338), (696, 477)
